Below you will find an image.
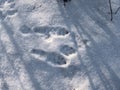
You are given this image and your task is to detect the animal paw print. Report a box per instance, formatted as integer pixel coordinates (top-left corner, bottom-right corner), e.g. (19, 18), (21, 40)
(31, 49), (47, 56)
(32, 26), (69, 36)
(19, 25), (32, 34)
(0, 0), (17, 19)
(32, 26), (51, 36)
(19, 25), (70, 38)
(47, 52), (66, 65)
(31, 49), (67, 65)
(60, 45), (76, 56)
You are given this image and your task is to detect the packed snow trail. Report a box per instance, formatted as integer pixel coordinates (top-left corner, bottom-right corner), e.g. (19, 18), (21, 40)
(0, 0), (120, 90)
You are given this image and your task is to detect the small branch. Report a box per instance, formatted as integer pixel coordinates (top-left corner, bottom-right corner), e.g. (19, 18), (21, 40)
(109, 0), (113, 21)
(115, 7), (120, 14)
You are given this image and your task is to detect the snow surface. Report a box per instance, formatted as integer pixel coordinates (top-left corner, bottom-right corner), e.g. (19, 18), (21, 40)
(0, 0), (120, 90)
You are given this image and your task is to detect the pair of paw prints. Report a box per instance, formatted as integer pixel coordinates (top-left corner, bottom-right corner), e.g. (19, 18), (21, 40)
(0, 0), (17, 19)
(20, 25), (76, 66)
(19, 25), (69, 37)
(30, 45), (76, 66)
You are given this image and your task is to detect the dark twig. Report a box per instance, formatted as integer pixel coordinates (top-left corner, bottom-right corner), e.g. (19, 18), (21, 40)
(115, 7), (120, 14)
(109, 0), (113, 21)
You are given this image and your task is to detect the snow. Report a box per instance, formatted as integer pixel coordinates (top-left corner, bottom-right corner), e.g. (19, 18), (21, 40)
(0, 0), (120, 90)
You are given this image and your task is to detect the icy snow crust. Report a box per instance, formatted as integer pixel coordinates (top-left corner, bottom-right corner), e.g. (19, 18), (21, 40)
(0, 0), (120, 90)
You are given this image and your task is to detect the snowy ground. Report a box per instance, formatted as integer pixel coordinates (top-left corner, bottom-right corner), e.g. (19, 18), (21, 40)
(0, 0), (120, 90)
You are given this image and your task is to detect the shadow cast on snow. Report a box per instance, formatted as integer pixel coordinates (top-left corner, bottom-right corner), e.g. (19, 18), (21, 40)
(0, 21), (43, 90)
(56, 0), (120, 90)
